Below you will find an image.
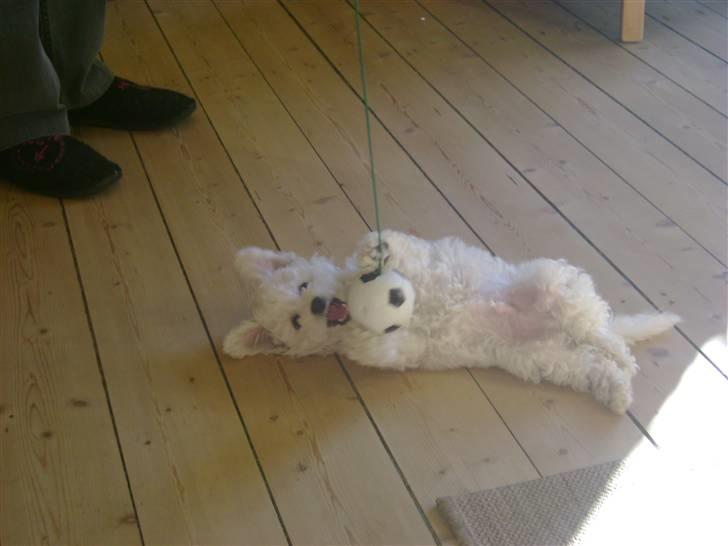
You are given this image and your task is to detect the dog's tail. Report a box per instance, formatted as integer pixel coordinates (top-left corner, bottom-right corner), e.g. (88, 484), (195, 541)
(610, 312), (680, 344)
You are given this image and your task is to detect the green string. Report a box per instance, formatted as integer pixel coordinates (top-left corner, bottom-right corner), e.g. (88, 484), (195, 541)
(353, 0), (383, 273)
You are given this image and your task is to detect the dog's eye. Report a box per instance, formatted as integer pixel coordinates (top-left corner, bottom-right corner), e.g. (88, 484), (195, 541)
(298, 282), (309, 293)
(291, 314), (301, 330)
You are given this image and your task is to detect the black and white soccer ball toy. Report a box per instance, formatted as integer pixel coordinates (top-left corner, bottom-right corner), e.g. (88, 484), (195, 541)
(346, 270), (416, 334)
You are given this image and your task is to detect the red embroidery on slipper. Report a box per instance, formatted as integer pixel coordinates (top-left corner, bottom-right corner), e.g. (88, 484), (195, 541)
(16, 136), (65, 171)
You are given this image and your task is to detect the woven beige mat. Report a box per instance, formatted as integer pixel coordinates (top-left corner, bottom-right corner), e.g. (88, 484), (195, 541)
(436, 450), (722, 546)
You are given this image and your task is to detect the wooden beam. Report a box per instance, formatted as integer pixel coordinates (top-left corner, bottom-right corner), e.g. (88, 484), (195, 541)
(621, 0), (646, 42)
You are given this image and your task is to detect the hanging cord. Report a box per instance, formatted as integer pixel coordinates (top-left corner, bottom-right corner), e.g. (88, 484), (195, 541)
(353, 0), (384, 273)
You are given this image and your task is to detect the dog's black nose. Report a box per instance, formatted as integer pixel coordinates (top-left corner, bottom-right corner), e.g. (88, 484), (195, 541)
(310, 297), (327, 316)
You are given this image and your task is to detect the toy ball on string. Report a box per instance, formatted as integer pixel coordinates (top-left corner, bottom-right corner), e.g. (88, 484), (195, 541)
(347, 269), (416, 334)
(347, 1), (415, 335)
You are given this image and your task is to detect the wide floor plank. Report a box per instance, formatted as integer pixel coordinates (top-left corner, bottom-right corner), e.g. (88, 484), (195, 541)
(0, 191), (140, 545)
(64, 126), (286, 545)
(646, 0), (728, 61)
(487, 0), (728, 182)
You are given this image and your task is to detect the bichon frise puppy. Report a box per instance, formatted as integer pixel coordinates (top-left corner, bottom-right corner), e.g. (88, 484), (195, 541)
(223, 230), (679, 413)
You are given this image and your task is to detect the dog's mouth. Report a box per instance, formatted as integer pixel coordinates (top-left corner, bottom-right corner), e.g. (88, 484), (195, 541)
(326, 298), (350, 327)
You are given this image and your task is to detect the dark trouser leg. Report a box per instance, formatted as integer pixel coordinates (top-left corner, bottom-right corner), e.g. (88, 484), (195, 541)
(0, 0), (113, 151)
(41, 0), (113, 109)
(0, 0), (68, 150)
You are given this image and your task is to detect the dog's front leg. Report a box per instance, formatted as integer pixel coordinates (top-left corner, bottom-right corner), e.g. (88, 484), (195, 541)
(357, 232), (392, 274)
(342, 331), (424, 371)
(355, 230), (430, 278)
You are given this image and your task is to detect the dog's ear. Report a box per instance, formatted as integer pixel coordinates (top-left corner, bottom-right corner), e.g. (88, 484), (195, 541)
(234, 247), (296, 285)
(223, 320), (284, 358)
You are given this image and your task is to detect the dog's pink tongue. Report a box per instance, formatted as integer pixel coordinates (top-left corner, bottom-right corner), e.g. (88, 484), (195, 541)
(327, 300), (349, 323)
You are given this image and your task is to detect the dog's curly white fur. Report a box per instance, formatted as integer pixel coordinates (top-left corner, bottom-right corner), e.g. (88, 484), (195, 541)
(223, 230), (679, 413)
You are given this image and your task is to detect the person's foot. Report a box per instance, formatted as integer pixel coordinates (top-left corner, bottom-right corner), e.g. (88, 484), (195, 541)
(0, 135), (121, 198)
(68, 77), (197, 131)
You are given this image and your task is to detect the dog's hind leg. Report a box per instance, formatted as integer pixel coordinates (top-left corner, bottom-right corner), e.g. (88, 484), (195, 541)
(565, 345), (633, 413)
(494, 342), (633, 413)
(587, 328), (639, 378)
(506, 259), (612, 343)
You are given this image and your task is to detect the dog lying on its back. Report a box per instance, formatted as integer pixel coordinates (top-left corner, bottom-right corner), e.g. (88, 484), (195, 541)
(223, 230), (679, 413)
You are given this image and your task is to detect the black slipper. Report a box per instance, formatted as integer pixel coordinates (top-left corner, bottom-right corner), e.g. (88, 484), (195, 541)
(68, 77), (197, 131)
(0, 135), (121, 198)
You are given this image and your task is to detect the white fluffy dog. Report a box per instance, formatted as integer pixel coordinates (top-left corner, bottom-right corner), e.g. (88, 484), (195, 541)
(223, 230), (679, 413)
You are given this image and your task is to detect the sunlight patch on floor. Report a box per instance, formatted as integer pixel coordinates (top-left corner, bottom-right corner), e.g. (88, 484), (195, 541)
(574, 439), (723, 544)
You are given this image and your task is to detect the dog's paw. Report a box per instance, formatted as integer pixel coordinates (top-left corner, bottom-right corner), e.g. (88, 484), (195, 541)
(596, 367), (633, 414)
(585, 352), (634, 414)
(223, 337), (244, 359)
(607, 382), (633, 414)
(222, 327), (250, 359)
(358, 232), (391, 273)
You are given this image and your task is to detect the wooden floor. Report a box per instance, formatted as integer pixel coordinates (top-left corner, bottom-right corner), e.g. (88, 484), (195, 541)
(2, 1), (726, 544)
